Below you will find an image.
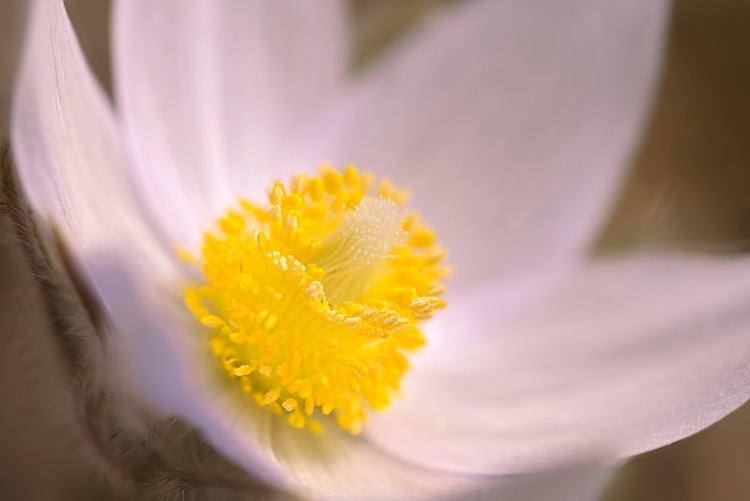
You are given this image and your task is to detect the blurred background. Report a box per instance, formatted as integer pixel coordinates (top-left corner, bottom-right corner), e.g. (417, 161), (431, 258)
(2, 0), (750, 499)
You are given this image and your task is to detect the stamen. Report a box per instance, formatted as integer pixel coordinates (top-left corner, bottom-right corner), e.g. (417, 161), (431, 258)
(184, 165), (448, 434)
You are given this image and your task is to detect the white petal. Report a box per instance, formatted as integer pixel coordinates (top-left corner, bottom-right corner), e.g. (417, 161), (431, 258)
(88, 254), (289, 488)
(320, 0), (669, 290)
(91, 251), (467, 496)
(270, 420), (614, 500)
(482, 458), (615, 501)
(89, 248), (617, 500)
(11, 0), (168, 273)
(113, 0), (350, 249)
(366, 254), (750, 474)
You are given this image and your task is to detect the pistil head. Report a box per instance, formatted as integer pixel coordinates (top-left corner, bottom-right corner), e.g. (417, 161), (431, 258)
(184, 165), (448, 434)
(315, 196), (404, 303)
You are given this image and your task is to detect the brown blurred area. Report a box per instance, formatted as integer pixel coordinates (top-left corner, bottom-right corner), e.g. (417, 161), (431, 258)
(601, 2), (750, 499)
(598, 1), (750, 254)
(2, 0), (750, 500)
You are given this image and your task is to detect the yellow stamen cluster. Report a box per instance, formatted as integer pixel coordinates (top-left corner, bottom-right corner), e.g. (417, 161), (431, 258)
(185, 165), (448, 434)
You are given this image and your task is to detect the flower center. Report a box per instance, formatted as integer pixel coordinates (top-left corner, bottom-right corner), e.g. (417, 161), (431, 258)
(184, 165), (448, 434)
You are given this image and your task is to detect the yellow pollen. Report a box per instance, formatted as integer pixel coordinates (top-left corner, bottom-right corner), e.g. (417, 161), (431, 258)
(185, 164), (448, 434)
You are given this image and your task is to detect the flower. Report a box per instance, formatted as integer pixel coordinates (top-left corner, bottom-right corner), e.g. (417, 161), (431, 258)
(12, 0), (750, 499)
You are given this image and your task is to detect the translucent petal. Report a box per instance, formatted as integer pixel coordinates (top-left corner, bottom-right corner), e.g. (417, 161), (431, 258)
(318, 0), (669, 291)
(270, 419), (614, 500)
(113, 0), (350, 249)
(11, 0), (169, 274)
(365, 254), (750, 474)
(86, 261), (619, 496)
(88, 254), (289, 488)
(90, 249), (617, 498)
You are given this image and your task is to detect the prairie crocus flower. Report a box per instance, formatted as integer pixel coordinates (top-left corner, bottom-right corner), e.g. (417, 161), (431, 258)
(11, 0), (750, 499)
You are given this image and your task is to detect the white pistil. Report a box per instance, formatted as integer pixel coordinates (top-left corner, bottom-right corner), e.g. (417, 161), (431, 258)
(314, 196), (404, 303)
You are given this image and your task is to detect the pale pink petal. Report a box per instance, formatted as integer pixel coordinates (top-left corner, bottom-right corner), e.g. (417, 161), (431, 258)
(365, 254), (750, 474)
(113, 0), (350, 249)
(89, 254), (289, 488)
(89, 250), (616, 498)
(270, 420), (614, 500)
(317, 0), (669, 291)
(12, 0), (170, 274)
